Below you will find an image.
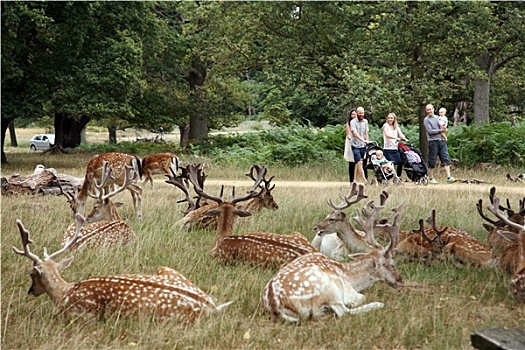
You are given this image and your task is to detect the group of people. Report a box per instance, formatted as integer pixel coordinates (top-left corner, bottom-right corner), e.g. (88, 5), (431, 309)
(343, 104), (455, 184)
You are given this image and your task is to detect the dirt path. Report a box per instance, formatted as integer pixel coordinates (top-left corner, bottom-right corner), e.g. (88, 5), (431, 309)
(203, 179), (524, 195)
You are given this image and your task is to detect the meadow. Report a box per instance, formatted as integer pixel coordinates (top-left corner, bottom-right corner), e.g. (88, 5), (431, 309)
(1, 147), (524, 350)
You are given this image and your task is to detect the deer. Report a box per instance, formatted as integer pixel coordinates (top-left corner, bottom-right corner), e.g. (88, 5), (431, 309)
(486, 194), (525, 302)
(312, 184), (397, 261)
(477, 187), (524, 270)
(261, 212), (403, 322)
(13, 213), (233, 321)
(75, 152), (143, 218)
(169, 164), (279, 231)
(477, 187), (525, 274)
(394, 209), (497, 268)
(62, 161), (137, 251)
(184, 163), (316, 268)
(142, 152), (179, 189)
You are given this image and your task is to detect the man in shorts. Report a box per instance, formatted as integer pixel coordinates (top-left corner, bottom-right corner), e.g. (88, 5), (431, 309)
(424, 104), (455, 184)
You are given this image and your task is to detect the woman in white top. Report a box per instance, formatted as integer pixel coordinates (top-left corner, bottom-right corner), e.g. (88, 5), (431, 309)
(344, 109), (357, 182)
(382, 113), (408, 177)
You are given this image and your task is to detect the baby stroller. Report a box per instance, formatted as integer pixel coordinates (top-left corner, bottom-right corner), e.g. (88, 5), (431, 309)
(398, 143), (429, 186)
(364, 142), (402, 186)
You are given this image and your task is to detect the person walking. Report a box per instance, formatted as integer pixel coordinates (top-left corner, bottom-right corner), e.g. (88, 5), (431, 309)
(344, 109), (357, 182)
(424, 104), (455, 184)
(350, 106), (369, 184)
(382, 112), (409, 178)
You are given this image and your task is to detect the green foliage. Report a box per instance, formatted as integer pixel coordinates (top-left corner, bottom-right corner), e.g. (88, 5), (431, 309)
(448, 122), (525, 166)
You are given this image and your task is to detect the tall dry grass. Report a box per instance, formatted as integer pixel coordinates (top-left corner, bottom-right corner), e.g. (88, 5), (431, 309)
(1, 151), (524, 349)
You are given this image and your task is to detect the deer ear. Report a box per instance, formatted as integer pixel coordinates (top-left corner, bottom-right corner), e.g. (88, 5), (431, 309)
(234, 209), (251, 218)
(57, 256), (74, 272)
(497, 230), (518, 242)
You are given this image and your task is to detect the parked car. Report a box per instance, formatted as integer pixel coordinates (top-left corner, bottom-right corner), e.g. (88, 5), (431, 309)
(29, 134), (55, 150)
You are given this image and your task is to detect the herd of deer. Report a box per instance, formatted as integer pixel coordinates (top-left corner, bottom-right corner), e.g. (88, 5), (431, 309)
(12, 151), (525, 323)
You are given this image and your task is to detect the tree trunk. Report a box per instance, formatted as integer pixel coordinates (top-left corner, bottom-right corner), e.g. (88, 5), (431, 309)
(474, 77), (490, 125)
(108, 126), (117, 144)
(1, 116), (11, 164)
(8, 121), (18, 147)
(179, 124), (189, 147)
(185, 57), (208, 143)
(418, 104), (429, 163)
(54, 113), (91, 148)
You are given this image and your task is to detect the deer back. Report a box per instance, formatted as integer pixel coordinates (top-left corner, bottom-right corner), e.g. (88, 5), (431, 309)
(262, 252), (386, 322)
(142, 152), (178, 188)
(62, 220), (136, 252)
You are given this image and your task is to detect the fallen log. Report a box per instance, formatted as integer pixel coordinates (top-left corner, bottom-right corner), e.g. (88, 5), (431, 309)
(1, 165), (83, 196)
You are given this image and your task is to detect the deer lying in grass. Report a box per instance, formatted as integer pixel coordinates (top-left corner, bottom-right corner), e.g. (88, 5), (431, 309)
(395, 209), (497, 267)
(75, 152), (143, 218)
(262, 212), (403, 322)
(477, 187), (524, 273)
(13, 214), (232, 321)
(312, 184), (399, 261)
(142, 152), (179, 189)
(62, 162), (136, 251)
(169, 164), (279, 231)
(486, 194), (525, 302)
(184, 163), (316, 268)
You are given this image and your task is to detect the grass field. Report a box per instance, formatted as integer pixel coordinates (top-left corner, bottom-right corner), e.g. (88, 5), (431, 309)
(1, 147), (524, 349)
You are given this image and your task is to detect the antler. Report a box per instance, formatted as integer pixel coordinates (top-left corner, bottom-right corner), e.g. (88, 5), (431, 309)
(246, 164), (275, 192)
(186, 163), (224, 204)
(487, 196), (525, 233)
(418, 209), (449, 252)
(327, 182), (368, 211)
(46, 214), (85, 261)
(353, 200), (384, 249)
(165, 167), (197, 214)
(89, 162), (137, 202)
(12, 219), (42, 266)
(232, 165), (266, 204)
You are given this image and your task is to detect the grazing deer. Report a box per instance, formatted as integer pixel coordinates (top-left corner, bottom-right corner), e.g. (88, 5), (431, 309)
(184, 163), (316, 268)
(62, 162), (136, 251)
(312, 184), (394, 261)
(169, 164), (279, 231)
(142, 152), (179, 189)
(75, 152), (143, 218)
(261, 214), (403, 322)
(395, 209), (497, 267)
(13, 214), (232, 321)
(486, 195), (525, 302)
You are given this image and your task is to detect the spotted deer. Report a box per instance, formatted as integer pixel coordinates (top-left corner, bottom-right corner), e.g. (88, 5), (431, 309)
(486, 195), (525, 302)
(185, 163), (316, 268)
(395, 209), (497, 267)
(477, 187), (524, 273)
(312, 184), (397, 261)
(13, 214), (232, 321)
(170, 164), (279, 231)
(142, 152), (179, 189)
(261, 213), (403, 322)
(75, 152), (143, 218)
(62, 161), (137, 251)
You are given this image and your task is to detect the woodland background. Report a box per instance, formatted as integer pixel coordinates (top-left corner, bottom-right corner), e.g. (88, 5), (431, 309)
(2, 1), (525, 165)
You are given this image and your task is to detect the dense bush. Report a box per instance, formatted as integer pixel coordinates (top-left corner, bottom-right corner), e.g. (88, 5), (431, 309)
(447, 122), (525, 167)
(73, 122), (523, 168)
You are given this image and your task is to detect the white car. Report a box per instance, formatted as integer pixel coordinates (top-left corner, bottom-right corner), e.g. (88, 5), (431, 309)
(29, 134), (55, 150)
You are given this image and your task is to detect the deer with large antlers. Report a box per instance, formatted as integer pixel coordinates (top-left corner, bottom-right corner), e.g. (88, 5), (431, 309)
(395, 209), (497, 267)
(13, 214), (232, 321)
(262, 213), (403, 322)
(75, 152), (143, 218)
(62, 162), (137, 251)
(477, 187), (524, 273)
(169, 164), (279, 231)
(184, 163), (316, 268)
(486, 194), (525, 302)
(142, 152), (179, 189)
(312, 184), (395, 261)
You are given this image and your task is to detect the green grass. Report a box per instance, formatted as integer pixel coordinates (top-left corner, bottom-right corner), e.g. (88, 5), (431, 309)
(1, 151), (525, 349)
